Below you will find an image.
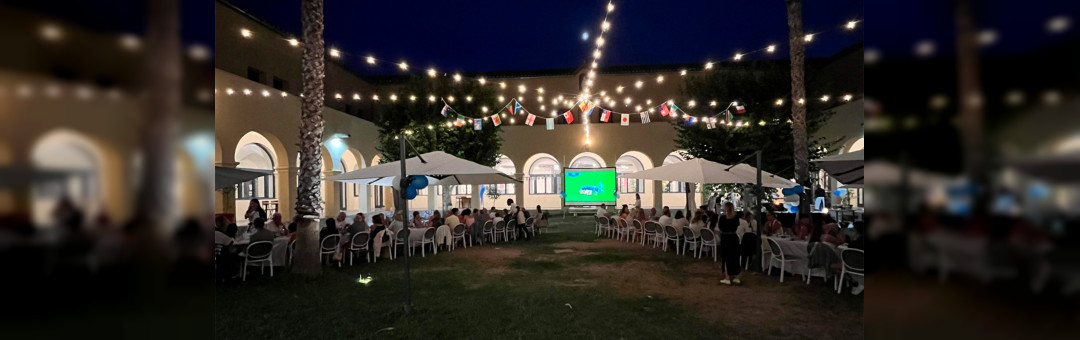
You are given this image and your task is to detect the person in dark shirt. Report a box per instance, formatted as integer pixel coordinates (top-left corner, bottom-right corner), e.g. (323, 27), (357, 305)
(319, 218), (338, 241)
(716, 203), (743, 285)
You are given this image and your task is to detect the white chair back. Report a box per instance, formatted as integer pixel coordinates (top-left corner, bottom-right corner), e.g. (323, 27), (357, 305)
(320, 235), (340, 251)
(245, 241), (273, 259)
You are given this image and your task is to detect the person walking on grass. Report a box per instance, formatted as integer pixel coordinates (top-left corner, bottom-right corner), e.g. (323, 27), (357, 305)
(717, 202), (743, 285)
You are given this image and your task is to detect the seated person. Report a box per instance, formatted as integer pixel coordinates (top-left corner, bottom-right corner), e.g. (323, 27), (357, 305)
(319, 218), (338, 241)
(596, 203), (612, 218)
(672, 210), (688, 230)
(411, 211), (425, 229)
(444, 208), (460, 229)
(266, 213), (288, 236)
(348, 213), (368, 235)
(820, 216), (847, 246)
(764, 212), (782, 236)
(794, 217), (812, 240)
(428, 210), (444, 229)
(250, 218), (276, 244)
(388, 212), (405, 233)
(657, 206), (672, 226)
(214, 216), (233, 246)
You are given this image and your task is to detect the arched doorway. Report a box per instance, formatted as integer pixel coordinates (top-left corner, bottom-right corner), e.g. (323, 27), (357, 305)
(31, 130), (108, 226)
(523, 153), (562, 209)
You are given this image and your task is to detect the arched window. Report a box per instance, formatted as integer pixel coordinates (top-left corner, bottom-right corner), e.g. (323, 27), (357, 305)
(662, 155), (685, 193)
(235, 143), (276, 199)
(616, 155), (645, 193)
(494, 156), (516, 194)
(529, 157), (561, 195)
(570, 156), (601, 168)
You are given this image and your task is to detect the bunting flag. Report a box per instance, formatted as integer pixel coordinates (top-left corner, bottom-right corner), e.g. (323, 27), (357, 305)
(640, 112), (651, 124)
(563, 111), (574, 124)
(685, 116), (695, 126)
(659, 103), (671, 117)
(670, 103), (680, 113)
(724, 110), (733, 122)
(512, 101), (523, 115)
(492, 114), (502, 126)
(546, 118), (554, 130)
(706, 118), (716, 129)
(600, 109), (611, 122)
(440, 104), (450, 117)
(620, 114), (630, 126)
(474, 118), (482, 130)
(735, 103), (746, 113)
(456, 114), (467, 127)
(525, 113), (536, 126)
(578, 100), (595, 116)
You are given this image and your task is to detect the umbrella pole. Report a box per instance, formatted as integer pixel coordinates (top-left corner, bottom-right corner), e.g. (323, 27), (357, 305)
(398, 135), (414, 315)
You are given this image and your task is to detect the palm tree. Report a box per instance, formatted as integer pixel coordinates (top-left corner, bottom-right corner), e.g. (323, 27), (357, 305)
(785, 0), (810, 213)
(294, 0), (326, 276)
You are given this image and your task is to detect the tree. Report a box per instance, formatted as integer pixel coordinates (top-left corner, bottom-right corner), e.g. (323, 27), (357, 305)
(294, 0), (326, 276)
(673, 61), (842, 210)
(786, 0), (810, 214)
(374, 77), (503, 166)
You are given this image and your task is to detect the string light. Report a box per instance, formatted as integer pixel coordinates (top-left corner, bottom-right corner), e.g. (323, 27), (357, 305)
(478, 77), (486, 85)
(804, 34), (814, 42)
(240, 28), (252, 38)
(243, 89), (252, 96)
(366, 56), (376, 64)
(498, 95), (505, 102)
(427, 68), (437, 77)
(759, 120), (766, 126)
(409, 95), (417, 101)
(225, 88), (234, 95)
(372, 94), (379, 101)
(846, 20), (858, 30)
(41, 24), (62, 41)
(398, 61), (408, 70)
(635, 105), (642, 111)
(705, 62), (714, 70)
(766, 45), (776, 53)
(447, 96), (455, 102)
(261, 90), (270, 97)
(607, 2), (615, 12)
(428, 95), (436, 102)
(453, 73), (462, 82)
(592, 61), (598, 68)
(120, 34), (140, 50)
(820, 95), (830, 102)
(733, 53), (743, 61)
(499, 82), (506, 89)
(635, 81), (643, 89)
(688, 100), (696, 107)
(656, 75), (664, 83)
(797, 98), (805, 104)
(842, 94), (853, 101)
(518, 84), (526, 93)
(333, 92), (342, 99)
(466, 95), (473, 102)
(288, 38), (299, 47)
(593, 50), (601, 58)
(482, 106), (489, 113)
(390, 94), (398, 101)
(680, 69), (687, 76)
(329, 48), (341, 58)
(709, 101), (717, 107)
(602, 20), (610, 31)
(596, 37), (605, 47)
(775, 99), (784, 106)
(281, 91), (288, 97)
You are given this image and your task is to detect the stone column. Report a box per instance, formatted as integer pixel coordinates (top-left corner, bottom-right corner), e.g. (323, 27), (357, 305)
(216, 161), (239, 219)
(652, 180), (663, 211)
(278, 166), (298, 221)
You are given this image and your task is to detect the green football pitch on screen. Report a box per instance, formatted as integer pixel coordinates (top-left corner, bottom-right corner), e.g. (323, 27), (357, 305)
(563, 168), (617, 206)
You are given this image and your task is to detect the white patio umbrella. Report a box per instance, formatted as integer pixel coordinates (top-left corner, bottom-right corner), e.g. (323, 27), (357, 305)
(215, 166), (273, 190)
(327, 151), (520, 186)
(1008, 153), (1080, 184)
(812, 150), (863, 185)
(623, 158), (792, 187)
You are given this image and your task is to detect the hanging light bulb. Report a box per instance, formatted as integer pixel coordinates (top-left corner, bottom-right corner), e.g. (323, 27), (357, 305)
(398, 61), (408, 70)
(478, 77), (487, 85)
(607, 2), (615, 12)
(767, 45), (776, 53)
(709, 101), (717, 107)
(453, 73), (462, 82)
(427, 68), (437, 77)
(804, 34), (814, 42)
(499, 82), (507, 89)
(635, 80), (643, 88)
(287, 38), (300, 47)
(705, 62), (714, 70)
(602, 20), (610, 31)
(733, 53), (743, 61)
(846, 20), (858, 30)
(466, 95), (473, 102)
(329, 48), (341, 58)
(775, 98), (784, 106)
(428, 95), (436, 102)
(366, 56), (376, 64)
(656, 75), (664, 83)
(680, 69), (687, 76)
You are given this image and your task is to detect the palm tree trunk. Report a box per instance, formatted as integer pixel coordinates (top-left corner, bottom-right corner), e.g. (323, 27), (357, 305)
(954, 0), (988, 212)
(294, 0), (326, 276)
(785, 0), (811, 213)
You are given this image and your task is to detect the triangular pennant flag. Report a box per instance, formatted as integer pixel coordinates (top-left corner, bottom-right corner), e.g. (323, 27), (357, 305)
(620, 114), (630, 126)
(659, 103), (671, 117)
(563, 111), (574, 124)
(600, 109), (611, 122)
(525, 114), (536, 126)
(640, 112), (651, 124)
(440, 104), (450, 117)
(546, 118), (554, 130)
(578, 100), (595, 116)
(492, 114), (502, 126)
(735, 103), (746, 113)
(474, 118), (482, 130)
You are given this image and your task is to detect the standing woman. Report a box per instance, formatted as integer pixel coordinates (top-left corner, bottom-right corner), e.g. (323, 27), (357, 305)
(244, 199), (267, 227)
(634, 193), (642, 209)
(717, 202), (743, 285)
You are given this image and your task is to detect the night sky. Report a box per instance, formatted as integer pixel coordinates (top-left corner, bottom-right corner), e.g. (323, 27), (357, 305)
(224, 0), (863, 74)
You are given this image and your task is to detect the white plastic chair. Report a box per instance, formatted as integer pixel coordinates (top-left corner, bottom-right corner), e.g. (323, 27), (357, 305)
(320, 234), (341, 267)
(698, 229), (718, 262)
(287, 238), (296, 265)
(663, 225), (681, 254)
(411, 228), (437, 257)
(392, 230), (410, 259)
(493, 221), (507, 243)
(805, 242), (833, 285)
(837, 248), (864, 294)
(607, 217), (619, 238)
(643, 222), (661, 248)
(374, 231), (392, 262)
(349, 232), (370, 266)
(481, 221), (494, 244)
(681, 227), (699, 257)
(596, 216), (610, 236)
(631, 220), (644, 244)
(525, 217), (536, 236)
(451, 224), (468, 250)
(242, 241), (274, 282)
(767, 238), (802, 283)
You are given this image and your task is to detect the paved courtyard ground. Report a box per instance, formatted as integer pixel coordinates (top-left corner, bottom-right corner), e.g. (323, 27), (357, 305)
(216, 215), (863, 339)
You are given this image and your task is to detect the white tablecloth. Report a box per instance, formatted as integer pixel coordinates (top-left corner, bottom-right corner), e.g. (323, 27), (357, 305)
(235, 236), (289, 265)
(766, 237), (840, 276)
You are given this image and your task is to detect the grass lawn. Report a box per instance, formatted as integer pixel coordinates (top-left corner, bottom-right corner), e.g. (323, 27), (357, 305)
(216, 215), (863, 339)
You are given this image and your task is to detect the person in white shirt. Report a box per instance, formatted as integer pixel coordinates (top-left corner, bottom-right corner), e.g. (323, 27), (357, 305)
(634, 193), (642, 209)
(266, 213), (287, 236)
(735, 211), (756, 240)
(596, 203), (612, 218)
(334, 212), (349, 232)
(443, 208), (461, 230)
(657, 206), (672, 226)
(671, 210), (689, 229)
(388, 212), (405, 234)
(513, 206), (531, 240)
